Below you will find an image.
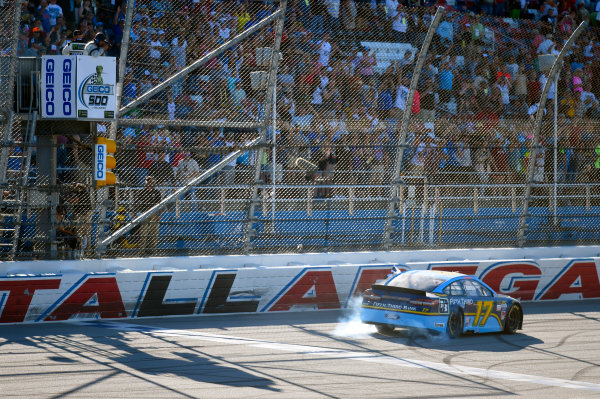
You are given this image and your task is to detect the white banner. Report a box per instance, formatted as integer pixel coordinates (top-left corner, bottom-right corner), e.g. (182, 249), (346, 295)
(41, 56), (76, 119)
(76, 56), (117, 120)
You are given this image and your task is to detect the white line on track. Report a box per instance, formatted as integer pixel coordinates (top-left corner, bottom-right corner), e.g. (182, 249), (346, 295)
(73, 321), (600, 393)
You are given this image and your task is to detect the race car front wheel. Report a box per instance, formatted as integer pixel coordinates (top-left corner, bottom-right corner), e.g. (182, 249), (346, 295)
(503, 305), (521, 334)
(376, 324), (395, 334)
(447, 309), (463, 338)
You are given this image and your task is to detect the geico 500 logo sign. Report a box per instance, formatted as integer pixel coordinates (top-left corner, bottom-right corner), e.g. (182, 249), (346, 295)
(78, 64), (114, 108)
(43, 57), (74, 118)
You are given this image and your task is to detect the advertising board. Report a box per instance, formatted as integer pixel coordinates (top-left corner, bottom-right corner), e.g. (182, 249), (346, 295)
(41, 55), (76, 119)
(40, 55), (116, 120)
(94, 144), (107, 181)
(75, 56), (116, 120)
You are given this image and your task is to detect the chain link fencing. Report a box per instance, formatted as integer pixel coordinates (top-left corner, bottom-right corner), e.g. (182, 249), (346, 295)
(1, 1), (600, 260)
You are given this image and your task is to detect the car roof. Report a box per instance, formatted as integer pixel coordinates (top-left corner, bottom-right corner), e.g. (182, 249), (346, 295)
(386, 269), (466, 290)
(394, 269), (465, 281)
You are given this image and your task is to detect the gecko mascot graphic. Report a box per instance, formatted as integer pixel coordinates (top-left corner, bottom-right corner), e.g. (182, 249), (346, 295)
(78, 63), (113, 109)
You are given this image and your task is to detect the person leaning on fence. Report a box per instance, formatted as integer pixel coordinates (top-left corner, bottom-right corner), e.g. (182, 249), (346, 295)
(133, 175), (162, 256)
(83, 32), (110, 56)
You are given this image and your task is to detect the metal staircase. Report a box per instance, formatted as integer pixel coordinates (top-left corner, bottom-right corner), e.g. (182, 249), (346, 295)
(0, 111), (37, 260)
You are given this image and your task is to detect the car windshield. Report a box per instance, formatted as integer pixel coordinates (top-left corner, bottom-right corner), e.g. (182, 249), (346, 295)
(387, 271), (458, 292)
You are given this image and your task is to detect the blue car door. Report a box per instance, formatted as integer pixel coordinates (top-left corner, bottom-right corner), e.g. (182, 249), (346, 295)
(462, 279), (503, 333)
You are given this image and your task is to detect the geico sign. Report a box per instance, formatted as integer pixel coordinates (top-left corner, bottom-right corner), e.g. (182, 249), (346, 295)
(94, 144), (106, 180)
(44, 58), (73, 117)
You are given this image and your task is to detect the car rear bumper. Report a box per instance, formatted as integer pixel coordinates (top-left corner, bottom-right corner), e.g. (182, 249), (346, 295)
(361, 306), (448, 331)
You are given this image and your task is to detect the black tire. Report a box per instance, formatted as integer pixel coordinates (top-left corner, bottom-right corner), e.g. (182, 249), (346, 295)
(504, 305), (521, 334)
(447, 309), (463, 339)
(376, 324), (395, 334)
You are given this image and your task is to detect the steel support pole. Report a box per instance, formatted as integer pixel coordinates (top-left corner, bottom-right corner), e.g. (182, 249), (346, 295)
(110, 0), (135, 141)
(517, 22), (587, 247)
(97, 138), (262, 253)
(119, 118), (262, 129)
(382, 7), (445, 249)
(96, 0), (135, 254)
(0, 0), (23, 184)
(118, 9), (283, 117)
(242, 0), (287, 253)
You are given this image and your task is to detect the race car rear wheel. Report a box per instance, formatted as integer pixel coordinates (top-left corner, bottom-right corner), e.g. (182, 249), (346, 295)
(503, 305), (521, 334)
(376, 324), (395, 334)
(447, 309), (463, 339)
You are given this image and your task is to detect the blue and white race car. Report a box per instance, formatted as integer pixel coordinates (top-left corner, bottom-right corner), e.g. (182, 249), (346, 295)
(360, 270), (523, 338)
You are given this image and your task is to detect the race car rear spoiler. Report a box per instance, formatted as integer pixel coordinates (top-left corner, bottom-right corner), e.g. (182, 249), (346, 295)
(371, 284), (426, 296)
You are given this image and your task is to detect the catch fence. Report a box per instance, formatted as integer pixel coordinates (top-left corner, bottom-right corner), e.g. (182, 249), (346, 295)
(1, 0), (600, 259)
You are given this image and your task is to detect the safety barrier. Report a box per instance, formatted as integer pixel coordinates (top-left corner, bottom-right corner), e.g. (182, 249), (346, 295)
(1, 246), (599, 324)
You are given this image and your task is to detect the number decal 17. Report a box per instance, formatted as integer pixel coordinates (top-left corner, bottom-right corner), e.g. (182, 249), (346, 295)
(474, 300), (494, 327)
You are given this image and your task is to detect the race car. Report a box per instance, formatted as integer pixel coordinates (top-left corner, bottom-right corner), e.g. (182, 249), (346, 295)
(360, 270), (523, 338)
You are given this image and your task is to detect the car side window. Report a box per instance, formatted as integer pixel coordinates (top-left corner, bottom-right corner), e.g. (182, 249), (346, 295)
(443, 281), (466, 296)
(461, 280), (480, 297)
(472, 281), (493, 297)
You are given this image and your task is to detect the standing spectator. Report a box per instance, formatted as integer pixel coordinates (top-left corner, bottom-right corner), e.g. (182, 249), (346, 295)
(79, 0), (94, 23)
(176, 151), (201, 210)
(170, 29), (188, 70)
(513, 64), (528, 102)
(377, 77), (395, 120)
(420, 79), (437, 122)
(482, 0), (495, 15)
(456, 133), (473, 183)
(490, 135), (509, 193)
(69, 183), (93, 256)
(358, 49), (376, 85)
(473, 137), (491, 193)
(495, 0), (507, 16)
(222, 134), (237, 186)
(231, 80), (247, 112)
(492, 75), (511, 115)
(340, 0), (357, 31)
(133, 176), (162, 255)
(177, 151), (201, 184)
(390, 3), (409, 43)
(527, 69), (541, 105)
(46, 0), (63, 27)
(148, 151), (175, 187)
(424, 133), (444, 184)
(315, 33), (333, 67)
(438, 61), (454, 107)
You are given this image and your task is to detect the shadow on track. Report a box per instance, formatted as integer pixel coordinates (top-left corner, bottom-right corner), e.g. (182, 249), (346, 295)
(370, 328), (544, 352)
(0, 325), (280, 397)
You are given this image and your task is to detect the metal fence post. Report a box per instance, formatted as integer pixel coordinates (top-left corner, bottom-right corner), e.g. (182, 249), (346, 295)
(0, 0), (23, 184)
(243, 0), (287, 253)
(382, 7), (445, 249)
(516, 21), (587, 247)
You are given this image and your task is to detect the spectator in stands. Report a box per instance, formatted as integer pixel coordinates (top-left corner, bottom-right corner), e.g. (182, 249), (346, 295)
(83, 32), (109, 56)
(56, 205), (79, 256)
(46, 0), (63, 27)
(390, 2), (409, 43)
(492, 75), (511, 115)
(28, 26), (46, 55)
(133, 175), (162, 255)
(438, 60), (454, 107)
(148, 151), (175, 188)
(69, 183), (93, 256)
(177, 151), (201, 185)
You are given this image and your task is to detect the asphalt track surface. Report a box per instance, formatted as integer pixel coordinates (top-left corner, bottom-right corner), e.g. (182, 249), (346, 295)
(1, 300), (599, 399)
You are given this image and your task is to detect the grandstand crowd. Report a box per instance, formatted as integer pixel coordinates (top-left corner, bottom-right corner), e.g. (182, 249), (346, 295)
(13, 0), (600, 192)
